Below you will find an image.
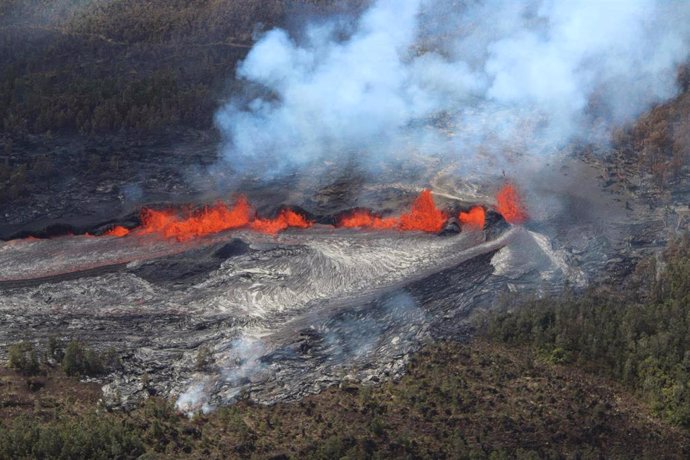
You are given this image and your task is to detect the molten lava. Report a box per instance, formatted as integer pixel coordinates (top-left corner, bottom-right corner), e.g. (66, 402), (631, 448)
(495, 183), (528, 224)
(139, 197), (253, 241)
(339, 189), (447, 233)
(250, 209), (312, 235)
(340, 211), (398, 230)
(398, 190), (447, 232)
(458, 206), (486, 230)
(105, 226), (130, 237)
(119, 197), (315, 241)
(19, 188), (500, 242)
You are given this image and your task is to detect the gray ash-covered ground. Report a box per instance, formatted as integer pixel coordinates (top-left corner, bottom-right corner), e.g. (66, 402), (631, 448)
(0, 139), (683, 413)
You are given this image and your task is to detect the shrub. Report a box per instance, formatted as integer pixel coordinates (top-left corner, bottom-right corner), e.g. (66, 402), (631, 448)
(0, 414), (145, 459)
(548, 347), (572, 365)
(61, 341), (105, 377)
(195, 345), (211, 371)
(7, 341), (41, 376)
(47, 336), (64, 363)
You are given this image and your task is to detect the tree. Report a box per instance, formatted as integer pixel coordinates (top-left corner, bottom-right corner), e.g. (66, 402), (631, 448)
(7, 341), (41, 376)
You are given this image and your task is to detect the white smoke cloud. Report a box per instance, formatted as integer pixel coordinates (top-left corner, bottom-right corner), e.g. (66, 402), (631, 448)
(175, 380), (213, 416)
(175, 335), (267, 416)
(219, 336), (266, 391)
(214, 0), (690, 178)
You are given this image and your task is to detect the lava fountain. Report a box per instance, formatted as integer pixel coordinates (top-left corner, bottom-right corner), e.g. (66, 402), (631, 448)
(495, 183), (528, 224)
(458, 207), (486, 230)
(25, 186), (528, 245)
(339, 190), (447, 232)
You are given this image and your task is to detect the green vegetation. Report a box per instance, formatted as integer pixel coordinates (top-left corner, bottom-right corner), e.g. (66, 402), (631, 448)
(7, 342), (40, 376)
(486, 234), (690, 427)
(6, 338), (116, 380)
(0, 0), (361, 139)
(0, 0), (265, 136)
(61, 340), (117, 378)
(0, 414), (146, 460)
(2, 340), (689, 458)
(195, 345), (212, 371)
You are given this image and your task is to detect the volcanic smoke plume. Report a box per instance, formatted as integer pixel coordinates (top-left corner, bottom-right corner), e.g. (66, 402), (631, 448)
(214, 0), (690, 182)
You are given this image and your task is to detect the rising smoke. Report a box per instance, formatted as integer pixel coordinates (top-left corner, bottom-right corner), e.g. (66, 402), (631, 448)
(175, 292), (426, 415)
(214, 0), (690, 179)
(175, 335), (267, 415)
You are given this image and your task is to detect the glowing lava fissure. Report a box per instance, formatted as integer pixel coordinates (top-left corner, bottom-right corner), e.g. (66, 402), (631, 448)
(339, 211), (399, 230)
(128, 196), (313, 241)
(138, 197), (253, 241)
(339, 189), (447, 233)
(250, 209), (312, 234)
(104, 226), (130, 237)
(495, 183), (528, 224)
(28, 187), (525, 243)
(104, 189), (451, 241)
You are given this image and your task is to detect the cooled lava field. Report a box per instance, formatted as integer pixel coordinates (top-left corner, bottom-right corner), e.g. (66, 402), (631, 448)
(1, 158), (659, 413)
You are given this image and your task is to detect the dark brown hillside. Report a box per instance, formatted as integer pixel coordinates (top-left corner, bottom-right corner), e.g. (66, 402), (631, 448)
(607, 65), (690, 198)
(0, 0), (366, 138)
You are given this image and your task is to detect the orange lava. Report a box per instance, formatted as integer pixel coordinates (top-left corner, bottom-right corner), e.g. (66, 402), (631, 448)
(340, 211), (399, 230)
(19, 189), (495, 242)
(105, 226), (130, 237)
(398, 190), (447, 232)
(339, 189), (447, 233)
(458, 206), (486, 230)
(495, 183), (528, 224)
(250, 209), (313, 234)
(138, 197), (251, 241)
(133, 197), (313, 241)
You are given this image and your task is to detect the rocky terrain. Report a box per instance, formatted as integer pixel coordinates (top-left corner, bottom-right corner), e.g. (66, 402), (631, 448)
(0, 148), (677, 413)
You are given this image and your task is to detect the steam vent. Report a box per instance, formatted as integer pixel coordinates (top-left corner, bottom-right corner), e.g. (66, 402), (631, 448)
(2, 0), (690, 457)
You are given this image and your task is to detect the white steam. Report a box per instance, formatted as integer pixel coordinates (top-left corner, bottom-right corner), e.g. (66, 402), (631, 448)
(219, 336), (266, 394)
(175, 381), (213, 416)
(215, 0), (690, 177)
(175, 335), (266, 416)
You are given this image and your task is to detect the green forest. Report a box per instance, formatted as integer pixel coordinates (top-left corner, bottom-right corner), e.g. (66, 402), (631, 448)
(0, 0), (283, 136)
(0, 0), (370, 138)
(486, 234), (690, 427)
